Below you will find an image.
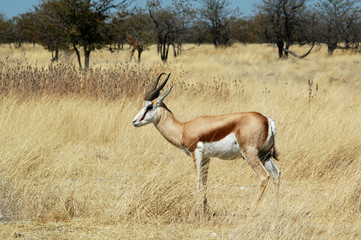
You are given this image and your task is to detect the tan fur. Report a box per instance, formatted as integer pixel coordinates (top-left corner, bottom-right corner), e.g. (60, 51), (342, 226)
(154, 109), (269, 153)
(152, 106), (277, 210)
(182, 112), (268, 152)
(133, 79), (279, 211)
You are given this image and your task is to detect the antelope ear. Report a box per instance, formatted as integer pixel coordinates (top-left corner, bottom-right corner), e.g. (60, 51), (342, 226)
(157, 86), (173, 104)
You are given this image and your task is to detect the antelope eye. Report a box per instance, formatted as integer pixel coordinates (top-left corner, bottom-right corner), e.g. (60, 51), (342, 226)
(146, 105), (153, 111)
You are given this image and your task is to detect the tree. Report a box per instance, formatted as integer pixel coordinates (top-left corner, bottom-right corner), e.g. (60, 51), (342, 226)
(34, 0), (129, 69)
(198, 0), (235, 47)
(125, 10), (154, 63)
(315, 0), (361, 55)
(228, 17), (256, 43)
(33, 4), (69, 61)
(13, 9), (65, 60)
(109, 11), (129, 51)
(13, 13), (38, 47)
(0, 13), (10, 44)
(1, 14), (35, 48)
(110, 9), (154, 63)
(256, 0), (312, 58)
(147, 0), (195, 62)
(111, 8), (154, 63)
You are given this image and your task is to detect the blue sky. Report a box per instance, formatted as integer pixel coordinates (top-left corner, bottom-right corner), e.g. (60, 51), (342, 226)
(0, 0), (261, 19)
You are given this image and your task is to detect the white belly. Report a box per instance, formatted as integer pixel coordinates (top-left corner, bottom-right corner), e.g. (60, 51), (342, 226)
(198, 133), (243, 160)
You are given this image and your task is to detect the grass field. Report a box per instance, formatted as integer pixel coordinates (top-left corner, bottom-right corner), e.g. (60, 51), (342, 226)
(0, 43), (360, 239)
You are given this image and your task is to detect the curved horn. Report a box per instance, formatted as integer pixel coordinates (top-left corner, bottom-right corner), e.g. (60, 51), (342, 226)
(150, 73), (166, 91)
(155, 73), (171, 92)
(144, 73), (171, 101)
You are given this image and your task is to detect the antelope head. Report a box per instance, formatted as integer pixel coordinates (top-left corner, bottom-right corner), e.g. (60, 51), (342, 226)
(132, 73), (172, 127)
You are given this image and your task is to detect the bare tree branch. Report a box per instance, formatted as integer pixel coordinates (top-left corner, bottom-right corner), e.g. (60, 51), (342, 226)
(283, 42), (314, 58)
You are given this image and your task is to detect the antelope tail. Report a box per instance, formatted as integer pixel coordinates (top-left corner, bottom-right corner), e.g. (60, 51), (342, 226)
(270, 119), (279, 161)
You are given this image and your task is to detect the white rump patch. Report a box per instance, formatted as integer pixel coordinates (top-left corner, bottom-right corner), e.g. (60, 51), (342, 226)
(260, 117), (276, 154)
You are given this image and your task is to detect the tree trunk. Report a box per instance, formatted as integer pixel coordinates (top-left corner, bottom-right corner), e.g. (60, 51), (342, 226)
(213, 38), (219, 48)
(73, 44), (82, 69)
(84, 46), (91, 70)
(160, 42), (169, 62)
(51, 49), (59, 62)
(172, 44), (177, 57)
(177, 43), (182, 56)
(137, 47), (143, 63)
(284, 41), (290, 58)
(165, 44), (170, 61)
(277, 40), (284, 58)
(157, 43), (161, 55)
(130, 48), (135, 61)
(327, 43), (337, 56)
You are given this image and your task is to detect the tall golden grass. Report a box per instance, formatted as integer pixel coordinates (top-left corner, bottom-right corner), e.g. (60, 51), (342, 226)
(0, 43), (360, 239)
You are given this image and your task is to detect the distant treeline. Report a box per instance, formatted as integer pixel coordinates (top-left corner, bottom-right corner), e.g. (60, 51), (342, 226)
(0, 0), (360, 68)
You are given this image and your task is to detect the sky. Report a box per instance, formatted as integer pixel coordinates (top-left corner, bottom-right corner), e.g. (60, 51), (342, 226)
(0, 0), (261, 19)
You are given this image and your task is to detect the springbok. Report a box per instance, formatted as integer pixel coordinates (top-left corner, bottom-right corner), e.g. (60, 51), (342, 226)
(132, 73), (281, 212)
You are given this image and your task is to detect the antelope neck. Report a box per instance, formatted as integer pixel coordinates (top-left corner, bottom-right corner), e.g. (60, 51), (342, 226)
(154, 106), (184, 149)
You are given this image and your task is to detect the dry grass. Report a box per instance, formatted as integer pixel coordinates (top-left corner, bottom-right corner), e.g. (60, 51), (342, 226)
(0, 43), (360, 239)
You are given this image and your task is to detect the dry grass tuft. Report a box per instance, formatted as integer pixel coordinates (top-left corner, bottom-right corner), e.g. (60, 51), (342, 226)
(0, 60), (169, 100)
(0, 43), (360, 239)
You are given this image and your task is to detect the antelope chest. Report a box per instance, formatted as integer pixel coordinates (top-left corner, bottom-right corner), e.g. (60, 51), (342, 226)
(197, 133), (243, 160)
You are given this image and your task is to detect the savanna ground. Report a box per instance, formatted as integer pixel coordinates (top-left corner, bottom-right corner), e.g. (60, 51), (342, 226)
(0, 43), (360, 239)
